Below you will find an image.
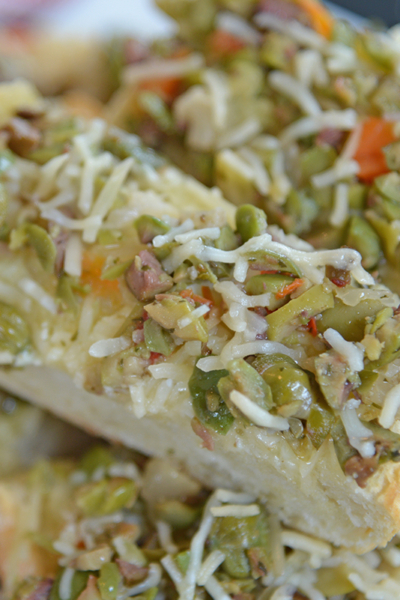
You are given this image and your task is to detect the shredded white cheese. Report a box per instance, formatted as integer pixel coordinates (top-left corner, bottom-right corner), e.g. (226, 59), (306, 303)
(268, 71), (321, 116)
(280, 109), (357, 145)
(64, 233), (83, 278)
(153, 219), (194, 248)
(204, 575), (232, 600)
(254, 12), (326, 50)
(229, 390), (290, 431)
(175, 227), (221, 244)
(215, 489), (256, 504)
(178, 304), (210, 329)
(88, 336), (131, 358)
(124, 54), (204, 85)
(84, 157), (134, 243)
(324, 328), (364, 372)
(281, 531), (331, 569)
(156, 521), (178, 555)
(312, 158), (359, 188)
(59, 567), (75, 600)
(330, 183), (349, 227)
(18, 278), (57, 313)
(379, 384), (400, 429)
(341, 408), (375, 459)
(210, 504), (260, 518)
(197, 550), (226, 586)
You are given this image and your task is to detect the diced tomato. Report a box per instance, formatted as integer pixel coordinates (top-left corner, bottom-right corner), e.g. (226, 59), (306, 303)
(354, 118), (396, 183)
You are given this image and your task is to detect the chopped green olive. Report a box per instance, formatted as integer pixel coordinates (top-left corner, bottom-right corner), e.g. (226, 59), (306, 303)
(306, 398), (335, 449)
(56, 276), (79, 313)
(348, 183), (368, 210)
(143, 318), (175, 356)
(375, 172), (400, 203)
(300, 146), (336, 182)
(215, 225), (239, 251)
(252, 354), (314, 414)
(318, 298), (385, 342)
(0, 149), (15, 175)
(28, 143), (66, 165)
(363, 420), (400, 462)
(266, 284), (334, 342)
(134, 215), (170, 244)
(366, 317), (400, 370)
(103, 132), (166, 169)
(78, 446), (115, 478)
(101, 260), (132, 280)
(383, 140), (400, 171)
(154, 499), (199, 529)
(236, 205), (267, 243)
(76, 477), (137, 517)
(366, 210), (400, 262)
(346, 216), (381, 270)
(218, 358), (274, 414)
(189, 363), (234, 434)
(138, 91), (174, 132)
(314, 351), (360, 410)
(98, 563), (121, 600)
(330, 418), (357, 467)
(245, 273), (293, 297)
(50, 570), (89, 600)
(209, 508), (270, 579)
(0, 183), (8, 228)
(24, 223), (57, 273)
(145, 295), (208, 343)
(0, 301), (30, 354)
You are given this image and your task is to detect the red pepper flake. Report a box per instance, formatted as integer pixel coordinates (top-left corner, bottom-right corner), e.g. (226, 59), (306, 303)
(307, 317), (318, 337)
(150, 352), (162, 364)
(258, 269), (280, 275)
(276, 278), (304, 300)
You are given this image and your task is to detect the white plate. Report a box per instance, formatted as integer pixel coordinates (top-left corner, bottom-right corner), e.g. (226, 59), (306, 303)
(29, 0), (364, 39)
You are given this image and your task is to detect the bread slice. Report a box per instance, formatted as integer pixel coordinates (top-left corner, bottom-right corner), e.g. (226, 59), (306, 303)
(1, 105), (400, 552)
(1, 363), (400, 554)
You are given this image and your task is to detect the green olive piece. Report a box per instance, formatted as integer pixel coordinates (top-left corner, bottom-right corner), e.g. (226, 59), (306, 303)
(209, 507), (270, 579)
(383, 140), (400, 171)
(134, 214), (170, 244)
(330, 419), (357, 468)
(317, 298), (384, 342)
(214, 225), (239, 251)
(0, 301), (30, 355)
(98, 563), (121, 600)
(101, 260), (132, 280)
(266, 284), (334, 342)
(154, 499), (199, 529)
(306, 398), (335, 449)
(366, 317), (400, 370)
(236, 204), (267, 243)
(76, 477), (137, 517)
(346, 216), (381, 270)
(24, 223), (57, 273)
(366, 210), (400, 262)
(300, 145), (337, 182)
(78, 446), (114, 478)
(245, 273), (293, 295)
(0, 183), (8, 228)
(189, 363), (234, 434)
(253, 354), (314, 412)
(143, 318), (175, 356)
(145, 295), (208, 343)
(218, 358), (274, 414)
